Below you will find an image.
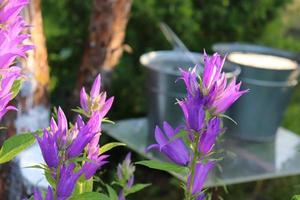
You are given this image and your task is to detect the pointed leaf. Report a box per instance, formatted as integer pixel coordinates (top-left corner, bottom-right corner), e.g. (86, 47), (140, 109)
(125, 183), (151, 196)
(0, 132), (36, 164)
(44, 169), (56, 188)
(219, 114), (237, 125)
(72, 107), (88, 117)
(10, 79), (23, 99)
(106, 185), (118, 200)
(136, 160), (188, 174)
(99, 142), (126, 154)
(23, 164), (47, 170)
(69, 192), (110, 200)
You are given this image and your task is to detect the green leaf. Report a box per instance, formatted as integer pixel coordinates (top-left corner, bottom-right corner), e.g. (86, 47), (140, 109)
(10, 79), (23, 99)
(102, 118), (115, 124)
(99, 142), (126, 154)
(0, 132), (36, 164)
(45, 170), (56, 188)
(69, 192), (110, 200)
(71, 107), (88, 117)
(23, 164), (47, 170)
(292, 195), (300, 200)
(171, 129), (187, 141)
(136, 160), (188, 174)
(106, 185), (118, 200)
(125, 183), (151, 196)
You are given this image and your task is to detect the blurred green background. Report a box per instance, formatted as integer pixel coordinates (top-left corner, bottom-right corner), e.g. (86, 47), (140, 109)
(42, 0), (300, 199)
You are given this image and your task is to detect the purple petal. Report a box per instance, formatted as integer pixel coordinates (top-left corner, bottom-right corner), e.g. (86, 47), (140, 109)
(80, 87), (89, 112)
(90, 74), (101, 98)
(189, 161), (214, 195)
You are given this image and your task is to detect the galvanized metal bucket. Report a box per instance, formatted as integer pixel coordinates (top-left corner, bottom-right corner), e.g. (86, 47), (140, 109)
(213, 43), (300, 142)
(140, 50), (240, 143)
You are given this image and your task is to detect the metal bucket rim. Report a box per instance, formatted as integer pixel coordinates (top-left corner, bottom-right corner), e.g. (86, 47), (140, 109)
(213, 42), (300, 71)
(140, 50), (241, 78)
(240, 78), (298, 87)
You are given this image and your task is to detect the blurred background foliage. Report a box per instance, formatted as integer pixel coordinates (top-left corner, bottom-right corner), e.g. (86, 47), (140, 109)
(42, 0), (299, 126)
(41, 0), (300, 199)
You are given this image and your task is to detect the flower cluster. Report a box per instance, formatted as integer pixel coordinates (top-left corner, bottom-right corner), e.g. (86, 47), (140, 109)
(80, 74), (114, 118)
(148, 52), (247, 200)
(34, 75), (113, 200)
(0, 0), (33, 121)
(116, 153), (135, 200)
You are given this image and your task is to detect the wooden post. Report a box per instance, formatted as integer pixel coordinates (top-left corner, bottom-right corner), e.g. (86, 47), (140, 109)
(76, 0), (132, 93)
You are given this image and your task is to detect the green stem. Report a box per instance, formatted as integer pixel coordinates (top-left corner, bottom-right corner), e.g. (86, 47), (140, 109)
(185, 133), (201, 200)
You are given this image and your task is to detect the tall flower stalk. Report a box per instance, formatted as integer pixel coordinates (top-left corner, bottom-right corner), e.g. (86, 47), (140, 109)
(32, 74), (149, 200)
(0, 0), (33, 121)
(148, 52), (247, 200)
(33, 75), (113, 200)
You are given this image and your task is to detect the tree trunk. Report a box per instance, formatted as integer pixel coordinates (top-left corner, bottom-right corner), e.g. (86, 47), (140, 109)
(0, 0), (50, 199)
(76, 0), (132, 93)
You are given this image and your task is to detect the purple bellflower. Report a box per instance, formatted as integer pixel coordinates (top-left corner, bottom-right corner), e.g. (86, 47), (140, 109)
(56, 163), (83, 200)
(187, 161), (214, 198)
(198, 117), (222, 155)
(117, 153), (135, 200)
(202, 52), (248, 114)
(80, 74), (114, 118)
(178, 96), (205, 133)
(147, 122), (190, 166)
(179, 67), (201, 99)
(81, 144), (109, 180)
(66, 111), (102, 158)
(36, 129), (59, 168)
(33, 186), (54, 200)
(179, 52), (247, 115)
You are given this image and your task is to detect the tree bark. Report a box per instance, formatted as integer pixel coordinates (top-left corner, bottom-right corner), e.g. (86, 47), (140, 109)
(0, 0), (50, 199)
(76, 0), (132, 93)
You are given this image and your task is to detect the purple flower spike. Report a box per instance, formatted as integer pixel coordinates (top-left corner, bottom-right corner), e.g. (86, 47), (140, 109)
(117, 152), (136, 200)
(188, 161), (214, 195)
(36, 129), (59, 168)
(81, 145), (109, 180)
(79, 74), (114, 117)
(147, 122), (190, 166)
(198, 117), (221, 155)
(202, 52), (248, 114)
(57, 163), (82, 200)
(66, 112), (101, 158)
(0, 0), (32, 122)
